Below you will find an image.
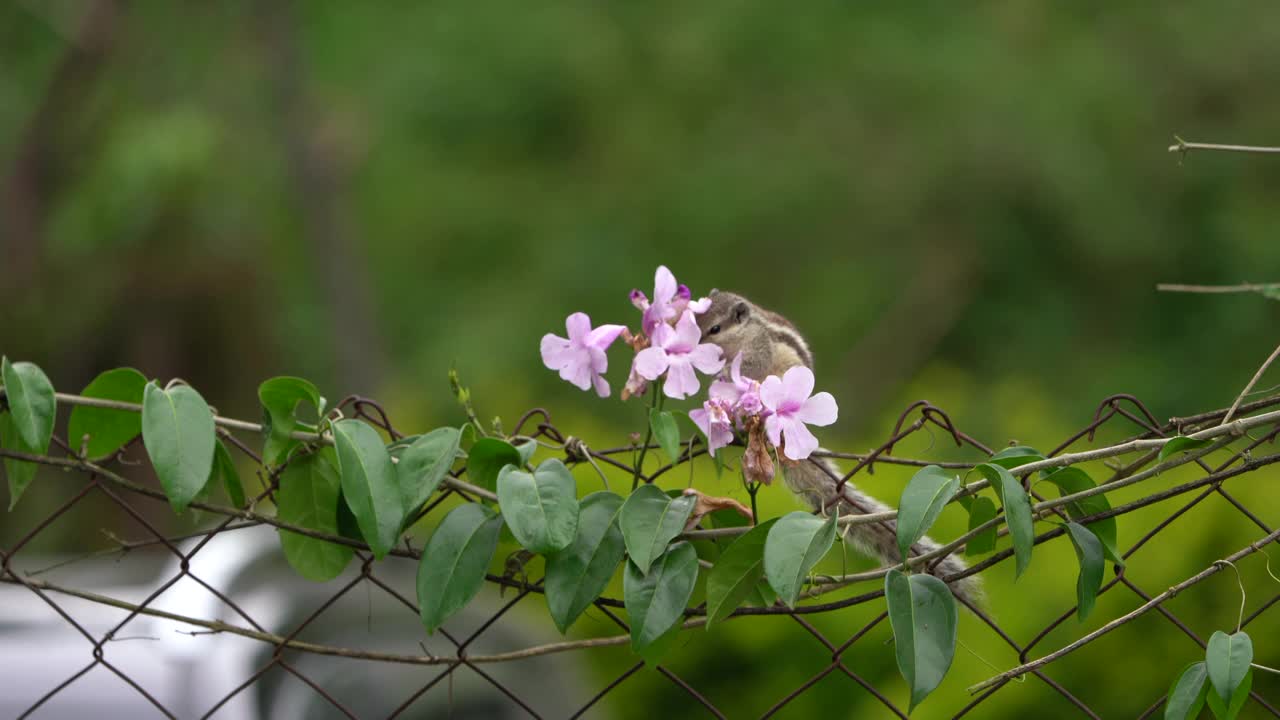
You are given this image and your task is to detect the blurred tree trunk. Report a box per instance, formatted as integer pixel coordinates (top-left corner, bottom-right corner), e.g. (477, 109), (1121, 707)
(258, 0), (385, 395)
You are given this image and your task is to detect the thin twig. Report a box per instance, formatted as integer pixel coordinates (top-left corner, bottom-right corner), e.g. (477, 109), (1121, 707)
(967, 526), (1280, 694)
(1223, 341), (1280, 424)
(1156, 282), (1280, 295)
(1168, 140), (1280, 155)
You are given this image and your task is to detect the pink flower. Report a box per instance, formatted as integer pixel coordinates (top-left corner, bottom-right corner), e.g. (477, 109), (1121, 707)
(633, 310), (725, 399)
(630, 266), (710, 336)
(541, 312), (627, 397)
(759, 366), (838, 461)
(710, 352), (763, 418)
(689, 399), (735, 453)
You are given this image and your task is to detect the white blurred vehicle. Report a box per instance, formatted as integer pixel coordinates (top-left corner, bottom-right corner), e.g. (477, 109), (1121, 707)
(1, 525), (589, 719)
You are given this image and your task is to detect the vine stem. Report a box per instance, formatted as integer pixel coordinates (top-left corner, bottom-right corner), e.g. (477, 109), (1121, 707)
(631, 391), (663, 489)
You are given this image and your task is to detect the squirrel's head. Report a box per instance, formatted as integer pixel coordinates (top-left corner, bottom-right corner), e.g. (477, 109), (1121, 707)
(696, 290), (754, 360)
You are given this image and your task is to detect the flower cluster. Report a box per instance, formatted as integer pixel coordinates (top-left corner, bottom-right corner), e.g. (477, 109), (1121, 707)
(541, 265), (838, 477)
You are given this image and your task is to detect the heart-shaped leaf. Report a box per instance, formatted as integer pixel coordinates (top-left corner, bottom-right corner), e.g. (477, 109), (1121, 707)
(623, 542), (697, 657)
(705, 518), (778, 628)
(332, 419), (403, 559)
(897, 465), (961, 562)
(1164, 661), (1209, 720)
(619, 483), (696, 575)
(141, 382), (216, 514)
(1206, 630), (1253, 707)
(1041, 467), (1123, 565)
(277, 449), (353, 581)
(976, 462), (1034, 578)
(0, 414), (37, 510)
(67, 367), (145, 459)
(650, 409), (681, 464)
(964, 496), (998, 556)
(886, 569), (958, 712)
(212, 439), (245, 508)
(1065, 521), (1104, 621)
(466, 437), (522, 492)
(497, 458), (579, 553)
(986, 446), (1044, 470)
(417, 503), (504, 634)
(1205, 669), (1251, 720)
(397, 427), (462, 515)
(258, 376), (323, 466)
(764, 511), (837, 607)
(1159, 435), (1213, 463)
(1, 357), (55, 453)
(545, 491), (625, 633)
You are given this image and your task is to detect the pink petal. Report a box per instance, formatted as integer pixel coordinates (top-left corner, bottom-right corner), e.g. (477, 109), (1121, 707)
(633, 347), (670, 380)
(592, 374), (611, 398)
(688, 342), (725, 375)
(780, 417), (820, 461)
(649, 321), (676, 350)
(797, 392), (838, 426)
(689, 407), (710, 435)
(565, 312), (592, 342)
(629, 289), (649, 311)
(662, 358), (700, 399)
(781, 366), (815, 405)
(729, 352), (744, 384)
(670, 310), (702, 352)
(759, 375), (786, 412)
(687, 296), (712, 314)
(653, 266), (677, 304)
(588, 346), (609, 374)
(708, 379), (741, 404)
(763, 414), (783, 448)
(585, 323), (626, 351)
(560, 355), (593, 391)
(540, 334), (574, 370)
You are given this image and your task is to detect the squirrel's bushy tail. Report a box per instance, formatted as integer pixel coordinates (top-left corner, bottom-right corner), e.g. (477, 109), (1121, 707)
(781, 457), (983, 606)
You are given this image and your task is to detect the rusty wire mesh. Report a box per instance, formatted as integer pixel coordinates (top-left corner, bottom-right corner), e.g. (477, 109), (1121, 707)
(2, 389), (1279, 719)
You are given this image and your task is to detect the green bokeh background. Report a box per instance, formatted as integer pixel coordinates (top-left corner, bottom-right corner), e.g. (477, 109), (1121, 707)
(2, 1), (1279, 717)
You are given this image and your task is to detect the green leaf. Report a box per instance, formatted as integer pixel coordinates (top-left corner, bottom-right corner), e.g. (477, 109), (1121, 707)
(623, 542), (698, 657)
(397, 427), (461, 515)
(885, 569), (958, 713)
(764, 511), (838, 608)
(896, 465), (961, 562)
(212, 440), (245, 508)
(466, 437), (522, 492)
(1165, 661), (1210, 720)
(545, 491), (626, 633)
(964, 496), (998, 556)
(417, 503), (504, 635)
(987, 445), (1044, 470)
(705, 518), (778, 628)
(258, 377), (323, 467)
(332, 419), (403, 559)
(618, 483), (696, 575)
(1160, 436), (1213, 463)
(496, 458), (580, 553)
(1206, 631), (1253, 706)
(650, 409), (681, 463)
(977, 463), (1034, 579)
(515, 438), (537, 466)
(1041, 467), (1123, 566)
(0, 413), (37, 510)
(1065, 522), (1104, 621)
(67, 367), (145, 458)
(141, 382), (216, 514)
(277, 449), (353, 581)
(1206, 669), (1251, 720)
(0, 357), (56, 453)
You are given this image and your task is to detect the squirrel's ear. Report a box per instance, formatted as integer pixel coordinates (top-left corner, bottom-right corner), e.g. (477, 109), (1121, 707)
(732, 301), (749, 322)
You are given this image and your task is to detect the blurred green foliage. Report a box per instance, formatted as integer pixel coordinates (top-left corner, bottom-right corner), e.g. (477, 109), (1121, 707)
(3, 1), (1279, 716)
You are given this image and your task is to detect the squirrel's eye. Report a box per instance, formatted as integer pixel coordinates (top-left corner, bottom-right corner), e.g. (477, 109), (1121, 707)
(708, 324), (721, 336)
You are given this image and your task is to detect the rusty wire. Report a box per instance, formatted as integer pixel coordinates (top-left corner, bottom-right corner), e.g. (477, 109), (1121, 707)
(2, 390), (1280, 718)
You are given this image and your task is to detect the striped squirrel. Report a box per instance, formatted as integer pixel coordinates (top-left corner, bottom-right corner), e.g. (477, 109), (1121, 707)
(696, 290), (981, 604)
